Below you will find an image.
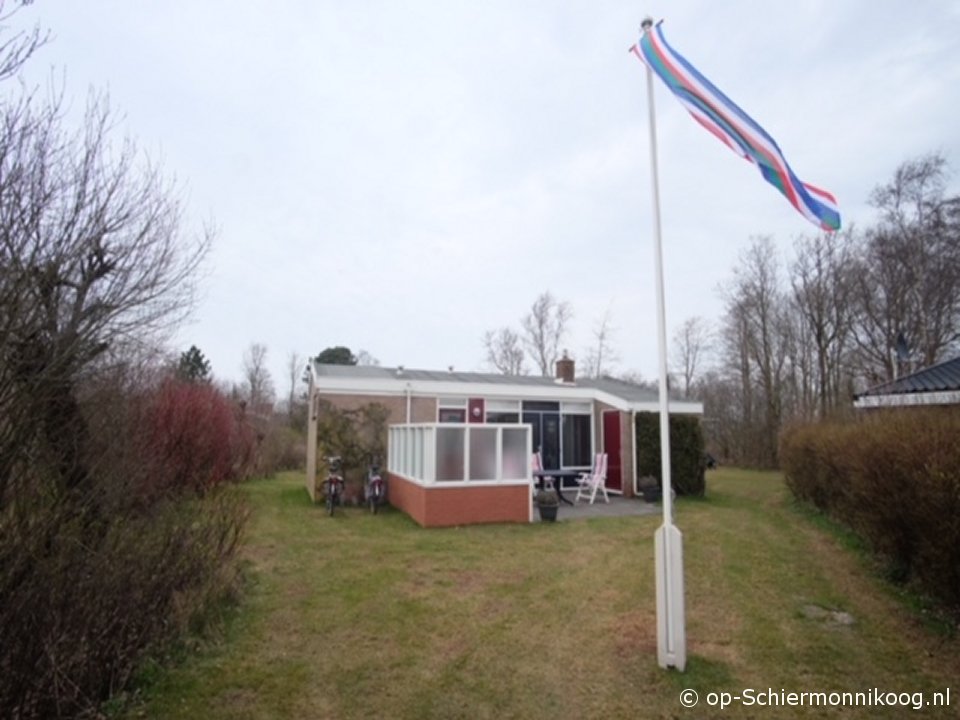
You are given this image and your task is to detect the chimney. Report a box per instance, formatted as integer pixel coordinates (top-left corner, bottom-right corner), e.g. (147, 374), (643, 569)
(555, 350), (575, 383)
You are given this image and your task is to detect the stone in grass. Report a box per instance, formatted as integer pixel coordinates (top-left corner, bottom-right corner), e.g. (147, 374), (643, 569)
(801, 604), (855, 626)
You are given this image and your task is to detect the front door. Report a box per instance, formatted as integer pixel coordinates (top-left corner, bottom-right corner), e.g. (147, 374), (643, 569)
(541, 412), (560, 470)
(523, 411), (561, 470)
(602, 411), (622, 492)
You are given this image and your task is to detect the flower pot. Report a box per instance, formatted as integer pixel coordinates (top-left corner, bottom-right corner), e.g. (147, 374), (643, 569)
(537, 503), (559, 522)
(641, 486), (661, 503)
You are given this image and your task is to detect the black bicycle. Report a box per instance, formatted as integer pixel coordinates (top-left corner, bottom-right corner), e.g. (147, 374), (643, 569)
(365, 459), (385, 514)
(324, 456), (344, 516)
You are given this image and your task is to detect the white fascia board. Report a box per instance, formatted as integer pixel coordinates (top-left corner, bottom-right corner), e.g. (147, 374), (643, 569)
(591, 390), (632, 412)
(629, 400), (704, 415)
(313, 375), (601, 402)
(853, 391), (960, 409)
(312, 375), (706, 414)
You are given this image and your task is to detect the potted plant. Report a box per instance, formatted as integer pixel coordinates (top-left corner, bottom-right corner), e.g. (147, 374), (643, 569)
(535, 487), (560, 522)
(638, 475), (662, 503)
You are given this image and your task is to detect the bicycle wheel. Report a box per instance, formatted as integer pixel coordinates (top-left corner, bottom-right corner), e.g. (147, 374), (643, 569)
(326, 487), (335, 516)
(369, 488), (379, 514)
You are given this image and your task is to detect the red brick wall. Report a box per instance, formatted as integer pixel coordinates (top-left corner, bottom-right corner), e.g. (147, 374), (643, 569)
(386, 472), (530, 527)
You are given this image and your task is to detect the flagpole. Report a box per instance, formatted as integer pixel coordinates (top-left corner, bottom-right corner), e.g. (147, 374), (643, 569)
(640, 15), (686, 672)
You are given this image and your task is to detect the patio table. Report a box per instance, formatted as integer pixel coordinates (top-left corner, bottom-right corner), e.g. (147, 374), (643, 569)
(533, 469), (584, 505)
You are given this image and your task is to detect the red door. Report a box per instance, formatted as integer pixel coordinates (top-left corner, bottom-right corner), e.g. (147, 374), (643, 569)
(602, 411), (622, 492)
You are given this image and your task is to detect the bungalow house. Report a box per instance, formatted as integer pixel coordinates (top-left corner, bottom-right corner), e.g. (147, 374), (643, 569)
(853, 355), (960, 409)
(305, 356), (703, 527)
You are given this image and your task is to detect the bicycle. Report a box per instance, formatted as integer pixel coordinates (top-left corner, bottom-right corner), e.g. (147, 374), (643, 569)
(323, 456), (344, 516)
(365, 459), (385, 514)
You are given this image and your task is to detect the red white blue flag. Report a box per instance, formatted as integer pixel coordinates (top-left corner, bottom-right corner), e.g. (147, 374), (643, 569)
(632, 21), (841, 231)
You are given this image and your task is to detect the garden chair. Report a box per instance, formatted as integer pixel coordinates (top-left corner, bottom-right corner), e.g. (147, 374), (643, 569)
(574, 453), (609, 505)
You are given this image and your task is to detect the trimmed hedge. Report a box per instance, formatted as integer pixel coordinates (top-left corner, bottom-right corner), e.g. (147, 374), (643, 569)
(780, 408), (960, 610)
(635, 412), (706, 496)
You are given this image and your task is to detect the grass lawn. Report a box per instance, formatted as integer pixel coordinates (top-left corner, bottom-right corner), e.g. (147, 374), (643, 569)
(127, 469), (958, 719)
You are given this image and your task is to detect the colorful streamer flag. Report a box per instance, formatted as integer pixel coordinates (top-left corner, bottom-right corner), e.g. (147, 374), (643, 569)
(632, 21), (840, 231)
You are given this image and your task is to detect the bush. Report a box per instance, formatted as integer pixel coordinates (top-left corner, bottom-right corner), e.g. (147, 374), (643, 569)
(635, 412), (706, 496)
(781, 408), (960, 610)
(0, 488), (247, 719)
(256, 423), (306, 478)
(0, 371), (251, 718)
(146, 379), (257, 493)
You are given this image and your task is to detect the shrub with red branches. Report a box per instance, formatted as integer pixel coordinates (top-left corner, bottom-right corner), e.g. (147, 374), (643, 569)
(146, 379), (255, 494)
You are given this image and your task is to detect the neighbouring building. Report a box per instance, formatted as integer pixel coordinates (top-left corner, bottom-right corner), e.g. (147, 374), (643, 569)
(853, 356), (960, 409)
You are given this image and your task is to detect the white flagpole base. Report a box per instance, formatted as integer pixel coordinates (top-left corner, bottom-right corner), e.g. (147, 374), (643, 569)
(655, 522), (687, 670)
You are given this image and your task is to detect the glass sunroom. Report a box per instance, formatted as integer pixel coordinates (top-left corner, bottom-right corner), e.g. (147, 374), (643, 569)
(386, 423), (533, 527)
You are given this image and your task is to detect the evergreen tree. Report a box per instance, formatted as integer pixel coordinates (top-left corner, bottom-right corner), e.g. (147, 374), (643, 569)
(177, 345), (212, 382)
(315, 346), (357, 365)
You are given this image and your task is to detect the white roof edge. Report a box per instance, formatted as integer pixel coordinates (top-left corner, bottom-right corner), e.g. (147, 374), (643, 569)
(629, 401), (704, 414)
(853, 390), (960, 409)
(311, 375), (600, 400)
(311, 374), (703, 413)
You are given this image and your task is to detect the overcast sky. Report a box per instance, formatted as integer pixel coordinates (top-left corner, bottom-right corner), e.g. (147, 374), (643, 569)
(14, 1), (960, 391)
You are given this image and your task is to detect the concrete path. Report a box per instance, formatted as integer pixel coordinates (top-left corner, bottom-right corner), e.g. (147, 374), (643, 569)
(536, 494), (662, 522)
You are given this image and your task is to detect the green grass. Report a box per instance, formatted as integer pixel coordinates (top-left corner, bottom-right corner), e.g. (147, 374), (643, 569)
(125, 469), (959, 719)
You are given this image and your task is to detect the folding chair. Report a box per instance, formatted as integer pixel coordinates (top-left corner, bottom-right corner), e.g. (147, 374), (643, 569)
(574, 453), (609, 504)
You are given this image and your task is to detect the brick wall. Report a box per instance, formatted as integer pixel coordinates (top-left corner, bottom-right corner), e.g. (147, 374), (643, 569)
(386, 472), (531, 527)
(317, 392), (437, 424)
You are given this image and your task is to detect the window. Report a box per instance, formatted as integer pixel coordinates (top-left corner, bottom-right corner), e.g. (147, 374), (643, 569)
(501, 428), (528, 480)
(522, 400), (560, 412)
(438, 408), (466, 423)
(486, 411), (519, 423)
(438, 397), (467, 423)
(469, 428), (497, 480)
(436, 427), (465, 481)
(562, 413), (592, 467)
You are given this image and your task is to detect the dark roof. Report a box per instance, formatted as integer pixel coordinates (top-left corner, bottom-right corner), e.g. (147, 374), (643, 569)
(311, 362), (668, 403)
(579, 375), (659, 403)
(857, 356), (960, 397)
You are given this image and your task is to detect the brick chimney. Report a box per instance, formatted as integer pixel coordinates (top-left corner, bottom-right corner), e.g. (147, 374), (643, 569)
(555, 350), (575, 383)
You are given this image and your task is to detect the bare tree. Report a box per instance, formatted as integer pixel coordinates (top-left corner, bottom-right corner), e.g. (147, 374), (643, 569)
(670, 316), (711, 398)
(790, 230), (856, 417)
(0, 1), (48, 82)
(483, 327), (527, 375)
(242, 343), (275, 414)
(286, 351), (303, 420)
(851, 154), (960, 381)
(0, 92), (210, 499)
(521, 292), (572, 377)
(582, 306), (620, 379)
(720, 238), (790, 467)
(356, 349), (380, 366)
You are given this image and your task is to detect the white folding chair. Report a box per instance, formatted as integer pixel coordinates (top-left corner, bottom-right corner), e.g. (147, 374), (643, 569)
(575, 453), (609, 505)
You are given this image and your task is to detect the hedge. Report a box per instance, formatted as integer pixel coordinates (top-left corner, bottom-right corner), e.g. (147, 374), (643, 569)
(780, 408), (960, 610)
(635, 412), (706, 496)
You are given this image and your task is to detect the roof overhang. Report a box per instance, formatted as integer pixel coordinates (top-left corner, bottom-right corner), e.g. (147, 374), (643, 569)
(309, 372), (704, 415)
(853, 390), (960, 409)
